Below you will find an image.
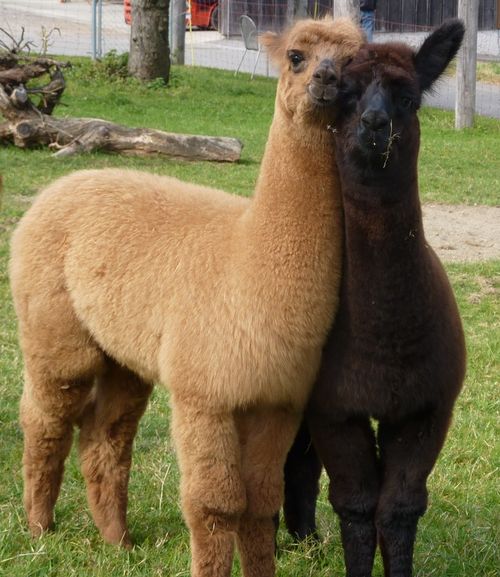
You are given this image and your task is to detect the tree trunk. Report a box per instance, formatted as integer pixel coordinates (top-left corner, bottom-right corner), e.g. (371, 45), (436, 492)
(129, 0), (170, 83)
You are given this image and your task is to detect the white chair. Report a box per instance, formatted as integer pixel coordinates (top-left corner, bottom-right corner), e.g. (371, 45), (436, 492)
(235, 15), (261, 79)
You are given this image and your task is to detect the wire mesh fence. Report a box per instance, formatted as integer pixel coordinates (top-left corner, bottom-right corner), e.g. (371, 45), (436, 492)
(0, 0), (499, 117)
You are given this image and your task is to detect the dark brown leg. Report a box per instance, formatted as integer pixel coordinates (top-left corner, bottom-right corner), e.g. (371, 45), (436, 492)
(308, 413), (380, 577)
(283, 418), (322, 540)
(376, 409), (452, 577)
(78, 363), (152, 547)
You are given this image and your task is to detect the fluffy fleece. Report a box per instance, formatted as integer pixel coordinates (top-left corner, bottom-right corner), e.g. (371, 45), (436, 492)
(10, 18), (363, 577)
(283, 20), (467, 577)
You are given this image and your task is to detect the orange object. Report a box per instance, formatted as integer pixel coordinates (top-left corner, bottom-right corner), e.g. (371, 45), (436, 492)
(124, 0), (218, 30)
(124, 0), (131, 24)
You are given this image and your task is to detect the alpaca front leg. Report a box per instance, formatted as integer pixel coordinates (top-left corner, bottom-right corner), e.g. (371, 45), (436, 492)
(376, 410), (453, 577)
(78, 364), (152, 547)
(283, 418), (322, 540)
(172, 401), (246, 577)
(308, 413), (380, 577)
(236, 407), (302, 577)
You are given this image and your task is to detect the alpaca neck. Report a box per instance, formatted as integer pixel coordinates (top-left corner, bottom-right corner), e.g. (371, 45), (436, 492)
(337, 134), (422, 250)
(249, 106), (341, 245)
(236, 105), (342, 340)
(338, 158), (434, 337)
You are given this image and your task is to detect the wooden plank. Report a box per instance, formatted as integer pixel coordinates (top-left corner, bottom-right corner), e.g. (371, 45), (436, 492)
(479, 0), (496, 29)
(443, 0), (456, 22)
(363, 0), (494, 31)
(416, 0), (431, 29)
(429, 0), (443, 27)
(401, 0), (417, 32)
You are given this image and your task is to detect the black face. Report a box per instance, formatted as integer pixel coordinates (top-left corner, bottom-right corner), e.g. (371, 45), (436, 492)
(337, 57), (421, 171)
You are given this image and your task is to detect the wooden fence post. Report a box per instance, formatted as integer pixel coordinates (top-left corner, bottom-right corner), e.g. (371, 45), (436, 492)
(455, 0), (479, 129)
(333, 0), (360, 23)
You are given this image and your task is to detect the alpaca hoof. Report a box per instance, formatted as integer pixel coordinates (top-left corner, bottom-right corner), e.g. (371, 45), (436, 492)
(28, 510), (55, 538)
(29, 519), (55, 538)
(297, 529), (321, 544)
(101, 525), (133, 548)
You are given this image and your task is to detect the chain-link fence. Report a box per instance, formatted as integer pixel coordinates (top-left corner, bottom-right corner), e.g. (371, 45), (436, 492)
(1, 0), (499, 117)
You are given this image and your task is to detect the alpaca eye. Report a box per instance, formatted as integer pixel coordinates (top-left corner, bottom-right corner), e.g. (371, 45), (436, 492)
(288, 51), (304, 70)
(400, 97), (414, 110)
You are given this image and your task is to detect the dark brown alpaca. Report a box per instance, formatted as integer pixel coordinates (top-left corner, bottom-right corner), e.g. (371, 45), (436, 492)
(283, 20), (466, 577)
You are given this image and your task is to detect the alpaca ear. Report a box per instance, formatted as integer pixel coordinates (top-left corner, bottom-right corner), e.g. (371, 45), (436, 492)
(260, 31), (285, 64)
(414, 18), (465, 93)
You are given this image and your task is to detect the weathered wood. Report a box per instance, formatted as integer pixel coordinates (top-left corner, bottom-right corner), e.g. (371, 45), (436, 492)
(0, 35), (242, 162)
(0, 91), (243, 161)
(455, 0), (479, 129)
(0, 49), (70, 115)
(0, 64), (47, 84)
(333, 0), (360, 23)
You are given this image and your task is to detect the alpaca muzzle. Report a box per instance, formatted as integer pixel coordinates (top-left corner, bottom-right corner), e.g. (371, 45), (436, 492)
(307, 59), (338, 106)
(357, 89), (393, 156)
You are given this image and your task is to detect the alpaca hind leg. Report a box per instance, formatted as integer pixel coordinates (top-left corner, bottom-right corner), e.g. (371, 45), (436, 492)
(236, 407), (301, 577)
(78, 363), (152, 547)
(20, 372), (96, 537)
(283, 418), (322, 540)
(376, 410), (452, 577)
(13, 225), (106, 537)
(172, 400), (245, 577)
(308, 414), (380, 577)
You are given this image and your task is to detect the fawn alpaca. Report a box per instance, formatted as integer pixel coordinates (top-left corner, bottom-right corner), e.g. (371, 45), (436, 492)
(284, 20), (466, 577)
(10, 18), (363, 577)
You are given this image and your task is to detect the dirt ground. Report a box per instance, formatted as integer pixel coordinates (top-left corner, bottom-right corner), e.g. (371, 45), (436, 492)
(422, 204), (500, 263)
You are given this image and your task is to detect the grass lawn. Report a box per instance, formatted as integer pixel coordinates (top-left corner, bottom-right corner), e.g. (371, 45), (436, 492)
(0, 62), (499, 576)
(446, 59), (500, 86)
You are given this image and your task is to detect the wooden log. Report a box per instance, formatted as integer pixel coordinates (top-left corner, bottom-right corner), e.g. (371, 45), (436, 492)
(0, 52), (242, 162)
(0, 97), (243, 162)
(49, 118), (243, 162)
(0, 64), (47, 84)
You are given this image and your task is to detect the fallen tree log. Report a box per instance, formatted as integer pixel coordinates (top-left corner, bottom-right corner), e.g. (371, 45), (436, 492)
(0, 112), (243, 163)
(0, 84), (243, 162)
(0, 35), (243, 162)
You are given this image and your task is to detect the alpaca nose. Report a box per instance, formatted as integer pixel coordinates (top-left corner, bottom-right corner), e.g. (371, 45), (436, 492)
(312, 59), (336, 84)
(361, 109), (390, 131)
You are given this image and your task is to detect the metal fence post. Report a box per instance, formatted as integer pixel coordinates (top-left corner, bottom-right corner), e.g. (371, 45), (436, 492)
(170, 0), (186, 65)
(91, 0), (103, 59)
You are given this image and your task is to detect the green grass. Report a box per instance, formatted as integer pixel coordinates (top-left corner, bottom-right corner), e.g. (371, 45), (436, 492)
(446, 60), (500, 86)
(0, 61), (499, 576)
